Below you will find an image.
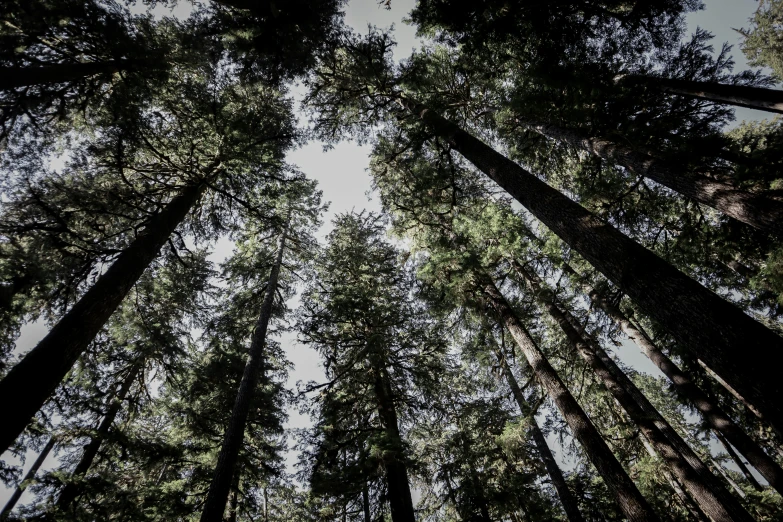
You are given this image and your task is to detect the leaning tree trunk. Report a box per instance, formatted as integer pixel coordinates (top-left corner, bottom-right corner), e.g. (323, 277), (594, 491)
(199, 222), (288, 522)
(0, 437), (56, 519)
(0, 60), (129, 90)
(0, 181), (208, 454)
(714, 431), (764, 492)
(512, 261), (754, 522)
(615, 74), (783, 114)
(520, 119), (783, 234)
(397, 95), (783, 436)
(479, 276), (660, 522)
(586, 287), (783, 496)
(492, 341), (586, 522)
(371, 357), (417, 522)
(56, 363), (142, 511)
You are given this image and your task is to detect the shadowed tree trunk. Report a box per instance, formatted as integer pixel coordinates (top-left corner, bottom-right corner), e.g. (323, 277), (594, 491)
(491, 340), (586, 522)
(397, 95), (783, 436)
(370, 353), (416, 522)
(479, 275), (659, 522)
(715, 431), (764, 492)
(616, 74), (783, 114)
(56, 363), (142, 511)
(0, 181), (208, 454)
(0, 61), (131, 90)
(363, 482), (371, 522)
(0, 437), (56, 519)
(511, 261), (754, 522)
(519, 119), (783, 234)
(585, 286), (783, 496)
(199, 221), (288, 522)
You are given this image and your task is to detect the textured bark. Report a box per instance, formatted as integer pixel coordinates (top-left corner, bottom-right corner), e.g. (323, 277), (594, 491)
(513, 262), (754, 522)
(521, 120), (783, 234)
(371, 359), (416, 522)
(715, 431), (764, 492)
(494, 346), (586, 522)
(588, 289), (783, 496)
(0, 182), (207, 454)
(399, 96), (783, 436)
(0, 437), (55, 519)
(57, 363), (142, 510)
(480, 277), (659, 522)
(199, 223), (288, 522)
(617, 74), (783, 114)
(0, 61), (127, 90)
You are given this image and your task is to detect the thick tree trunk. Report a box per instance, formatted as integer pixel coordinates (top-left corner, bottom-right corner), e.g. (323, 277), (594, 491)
(617, 74), (783, 114)
(512, 261), (754, 522)
(0, 437), (55, 519)
(0, 182), (207, 454)
(56, 363), (141, 510)
(587, 288), (783, 496)
(480, 276), (659, 522)
(715, 431), (764, 492)
(371, 361), (417, 522)
(0, 61), (128, 90)
(199, 223), (288, 522)
(398, 96), (783, 436)
(520, 120), (783, 234)
(492, 342), (586, 522)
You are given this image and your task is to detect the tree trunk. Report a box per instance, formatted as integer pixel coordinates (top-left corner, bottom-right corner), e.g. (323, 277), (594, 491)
(226, 472), (240, 522)
(479, 276), (659, 522)
(617, 74), (783, 114)
(57, 363), (142, 510)
(371, 359), (417, 522)
(398, 95), (783, 436)
(0, 61), (128, 90)
(199, 222), (288, 522)
(492, 342), (585, 522)
(714, 431), (764, 492)
(520, 119), (783, 234)
(0, 182), (208, 454)
(587, 287), (783, 496)
(0, 437), (55, 519)
(363, 482), (371, 522)
(512, 261), (754, 522)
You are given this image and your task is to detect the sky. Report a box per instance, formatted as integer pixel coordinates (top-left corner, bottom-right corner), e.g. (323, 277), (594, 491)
(0, 0), (772, 510)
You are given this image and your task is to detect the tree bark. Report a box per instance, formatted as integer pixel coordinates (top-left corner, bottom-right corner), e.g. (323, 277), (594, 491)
(56, 363), (142, 510)
(199, 222), (288, 522)
(363, 482), (371, 522)
(587, 287), (783, 497)
(492, 342), (586, 522)
(520, 119), (783, 234)
(0, 182), (208, 454)
(371, 359), (416, 522)
(513, 261), (755, 522)
(480, 276), (659, 522)
(714, 431), (764, 492)
(0, 61), (128, 90)
(616, 74), (783, 114)
(0, 437), (55, 519)
(398, 95), (783, 436)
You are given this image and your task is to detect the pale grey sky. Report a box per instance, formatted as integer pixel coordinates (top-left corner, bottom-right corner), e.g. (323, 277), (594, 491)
(1, 0), (771, 511)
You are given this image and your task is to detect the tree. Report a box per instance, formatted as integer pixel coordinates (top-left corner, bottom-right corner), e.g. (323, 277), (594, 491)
(740, 0), (783, 82)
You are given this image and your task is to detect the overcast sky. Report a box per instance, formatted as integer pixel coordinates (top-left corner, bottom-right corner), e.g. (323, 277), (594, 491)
(1, 0), (771, 509)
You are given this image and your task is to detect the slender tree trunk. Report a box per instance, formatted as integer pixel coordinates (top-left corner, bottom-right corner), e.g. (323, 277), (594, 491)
(371, 360), (417, 522)
(398, 96), (783, 435)
(0, 437), (55, 519)
(363, 482), (371, 522)
(520, 119), (783, 234)
(0, 61), (128, 90)
(226, 472), (240, 522)
(57, 363), (142, 510)
(199, 222), (288, 522)
(512, 261), (754, 522)
(715, 431), (764, 492)
(0, 182), (208, 454)
(711, 459), (748, 499)
(492, 342), (585, 522)
(479, 276), (659, 522)
(616, 74), (783, 114)
(586, 287), (783, 496)
(263, 487), (269, 522)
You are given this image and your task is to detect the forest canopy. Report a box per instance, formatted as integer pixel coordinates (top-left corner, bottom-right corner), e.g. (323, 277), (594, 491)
(1, 0), (783, 521)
